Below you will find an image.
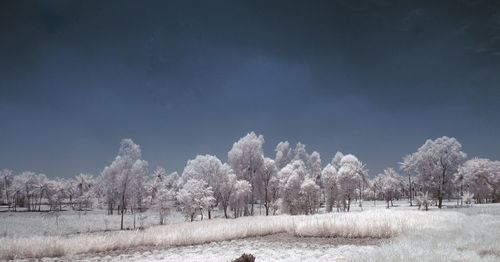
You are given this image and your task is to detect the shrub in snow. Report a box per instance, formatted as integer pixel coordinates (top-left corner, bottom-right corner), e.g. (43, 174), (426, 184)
(415, 192), (432, 211)
(232, 253), (255, 262)
(462, 191), (474, 206)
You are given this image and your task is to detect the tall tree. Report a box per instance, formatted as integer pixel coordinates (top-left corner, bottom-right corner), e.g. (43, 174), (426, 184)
(401, 136), (466, 208)
(101, 139), (148, 229)
(337, 154), (368, 212)
(261, 158), (277, 216)
(228, 132), (265, 216)
(183, 154), (236, 219)
(275, 141), (292, 170)
(321, 164), (338, 212)
(456, 158), (500, 203)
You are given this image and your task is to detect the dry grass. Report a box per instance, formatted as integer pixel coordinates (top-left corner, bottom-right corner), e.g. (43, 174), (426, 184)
(0, 209), (473, 260)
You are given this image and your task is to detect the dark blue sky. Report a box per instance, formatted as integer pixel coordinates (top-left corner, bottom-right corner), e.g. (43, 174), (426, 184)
(1, 1), (500, 177)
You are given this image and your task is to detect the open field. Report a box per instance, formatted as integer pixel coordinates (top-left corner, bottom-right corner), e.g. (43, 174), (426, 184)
(2, 202), (500, 261)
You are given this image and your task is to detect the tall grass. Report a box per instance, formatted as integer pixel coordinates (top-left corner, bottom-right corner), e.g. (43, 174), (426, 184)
(0, 210), (466, 260)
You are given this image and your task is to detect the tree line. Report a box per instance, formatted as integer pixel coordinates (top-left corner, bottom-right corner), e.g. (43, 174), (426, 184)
(1, 133), (499, 228)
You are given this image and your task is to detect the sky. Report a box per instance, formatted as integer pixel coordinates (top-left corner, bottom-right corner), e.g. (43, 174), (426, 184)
(1, 0), (500, 178)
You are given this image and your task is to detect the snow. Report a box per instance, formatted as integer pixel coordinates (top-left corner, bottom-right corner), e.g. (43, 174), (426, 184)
(4, 203), (500, 261)
(0, 209), (186, 237)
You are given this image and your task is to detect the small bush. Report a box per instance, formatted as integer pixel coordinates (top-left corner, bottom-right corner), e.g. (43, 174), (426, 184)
(232, 253), (255, 262)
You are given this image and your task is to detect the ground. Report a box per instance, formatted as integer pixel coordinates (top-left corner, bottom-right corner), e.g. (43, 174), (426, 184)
(2, 201), (500, 261)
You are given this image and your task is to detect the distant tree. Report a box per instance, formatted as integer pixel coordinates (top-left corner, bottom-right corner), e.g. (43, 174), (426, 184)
(336, 154), (368, 212)
(147, 166), (178, 224)
(293, 142), (309, 163)
(456, 158), (500, 203)
(0, 169), (13, 209)
(177, 179), (215, 221)
(401, 136), (466, 208)
(321, 164), (338, 212)
(230, 180), (252, 218)
(101, 139), (148, 229)
(228, 132), (265, 216)
(274, 141), (292, 170)
(375, 168), (403, 208)
(308, 151), (322, 186)
(300, 177), (320, 214)
(183, 154), (236, 219)
(74, 173), (94, 210)
(261, 158), (277, 216)
(277, 160), (307, 214)
(331, 151), (344, 169)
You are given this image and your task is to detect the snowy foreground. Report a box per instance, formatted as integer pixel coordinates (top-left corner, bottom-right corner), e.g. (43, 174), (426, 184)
(2, 204), (500, 261)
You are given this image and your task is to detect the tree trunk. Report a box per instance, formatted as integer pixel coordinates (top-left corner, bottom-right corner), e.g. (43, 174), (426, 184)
(408, 174), (412, 206)
(120, 193), (126, 230)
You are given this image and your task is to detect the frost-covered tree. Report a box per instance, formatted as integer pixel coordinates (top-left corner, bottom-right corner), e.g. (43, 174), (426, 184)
(74, 173), (94, 210)
(294, 142), (309, 163)
(275, 141), (292, 170)
(101, 139), (148, 229)
(0, 169), (13, 208)
(374, 168), (402, 208)
(300, 177), (320, 214)
(456, 158), (500, 203)
(230, 180), (252, 218)
(149, 166), (168, 201)
(401, 136), (466, 208)
(321, 164), (338, 212)
(177, 179), (215, 221)
(183, 154), (236, 219)
(308, 151), (322, 186)
(277, 160), (306, 214)
(261, 158), (277, 216)
(228, 132), (265, 216)
(336, 154), (368, 212)
(331, 151), (344, 169)
(46, 178), (68, 211)
(154, 186), (176, 225)
(147, 166), (178, 224)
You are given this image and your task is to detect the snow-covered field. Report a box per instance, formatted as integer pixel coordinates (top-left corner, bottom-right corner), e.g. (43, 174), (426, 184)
(0, 209), (188, 238)
(2, 203), (500, 261)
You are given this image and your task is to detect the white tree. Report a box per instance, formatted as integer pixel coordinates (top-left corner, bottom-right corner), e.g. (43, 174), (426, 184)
(228, 132), (265, 216)
(308, 151), (322, 186)
(1, 169), (13, 209)
(177, 179), (215, 221)
(300, 177), (320, 214)
(261, 158), (277, 216)
(456, 158), (500, 203)
(154, 186), (176, 225)
(101, 139), (148, 229)
(294, 142), (309, 162)
(336, 154), (367, 212)
(277, 160), (307, 214)
(147, 166), (178, 224)
(331, 151), (344, 169)
(321, 164), (338, 212)
(74, 173), (94, 210)
(375, 167), (402, 208)
(401, 136), (466, 208)
(183, 154), (236, 219)
(275, 141), (292, 170)
(230, 180), (252, 218)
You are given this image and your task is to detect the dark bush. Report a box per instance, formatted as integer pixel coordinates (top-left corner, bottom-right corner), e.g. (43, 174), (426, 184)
(232, 253), (255, 262)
